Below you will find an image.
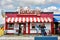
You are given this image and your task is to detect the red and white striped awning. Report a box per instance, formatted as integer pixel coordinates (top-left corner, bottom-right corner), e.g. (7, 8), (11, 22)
(6, 17), (53, 23)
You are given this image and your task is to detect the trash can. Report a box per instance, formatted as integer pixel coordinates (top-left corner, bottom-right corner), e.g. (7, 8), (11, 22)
(0, 29), (1, 36)
(0, 28), (4, 36)
(1, 29), (4, 36)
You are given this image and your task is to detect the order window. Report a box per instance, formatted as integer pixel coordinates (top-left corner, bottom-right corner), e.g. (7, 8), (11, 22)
(8, 23), (14, 28)
(32, 26), (35, 29)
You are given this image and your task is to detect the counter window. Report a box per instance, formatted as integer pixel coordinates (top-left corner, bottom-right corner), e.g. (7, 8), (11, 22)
(8, 23), (14, 28)
(32, 26), (35, 29)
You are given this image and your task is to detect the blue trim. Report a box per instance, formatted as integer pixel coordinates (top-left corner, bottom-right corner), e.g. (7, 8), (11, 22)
(35, 36), (58, 40)
(54, 14), (60, 16)
(54, 14), (60, 22)
(54, 18), (58, 22)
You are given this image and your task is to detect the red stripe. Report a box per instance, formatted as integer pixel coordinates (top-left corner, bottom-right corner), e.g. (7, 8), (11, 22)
(6, 23), (8, 30)
(37, 17), (40, 22)
(21, 17), (23, 22)
(11, 17), (13, 23)
(28, 23), (30, 34)
(13, 17), (15, 23)
(48, 17), (52, 22)
(19, 17), (21, 22)
(28, 17), (30, 22)
(33, 17), (35, 22)
(44, 17), (48, 22)
(30, 17), (32, 22)
(6, 17), (53, 23)
(7, 17), (11, 23)
(33, 17), (34, 22)
(40, 17), (44, 22)
(50, 18), (52, 22)
(15, 17), (18, 22)
(51, 22), (54, 34)
(11, 17), (14, 23)
(21, 17), (22, 22)
(6, 18), (9, 22)
(34, 17), (37, 22)
(17, 17), (18, 22)
(36, 17), (37, 22)
(6, 18), (8, 22)
(9, 17), (11, 23)
(25, 17), (26, 22)
(23, 24), (26, 34)
(18, 17), (19, 22)
(32, 17), (34, 22)
(23, 17), (25, 22)
(26, 17), (29, 22)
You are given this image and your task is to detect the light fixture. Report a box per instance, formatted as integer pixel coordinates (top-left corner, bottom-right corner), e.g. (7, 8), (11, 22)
(21, 24), (24, 26)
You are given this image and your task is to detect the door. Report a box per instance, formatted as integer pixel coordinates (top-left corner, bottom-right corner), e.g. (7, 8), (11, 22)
(54, 22), (58, 34)
(19, 23), (26, 34)
(19, 23), (22, 34)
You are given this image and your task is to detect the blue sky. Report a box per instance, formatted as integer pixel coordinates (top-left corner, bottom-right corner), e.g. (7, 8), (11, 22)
(0, 0), (60, 24)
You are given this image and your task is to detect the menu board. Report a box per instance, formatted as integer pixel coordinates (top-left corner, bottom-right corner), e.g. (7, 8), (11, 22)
(14, 23), (19, 30)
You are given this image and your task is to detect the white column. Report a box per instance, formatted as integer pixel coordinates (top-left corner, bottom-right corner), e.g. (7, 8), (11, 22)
(30, 23), (32, 33)
(14, 23), (19, 34)
(26, 23), (28, 33)
(21, 25), (23, 33)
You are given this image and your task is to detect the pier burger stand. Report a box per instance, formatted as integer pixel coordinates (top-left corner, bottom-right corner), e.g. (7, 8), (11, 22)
(5, 7), (54, 35)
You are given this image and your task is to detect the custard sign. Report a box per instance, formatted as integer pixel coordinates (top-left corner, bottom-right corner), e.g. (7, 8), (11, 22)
(18, 7), (41, 14)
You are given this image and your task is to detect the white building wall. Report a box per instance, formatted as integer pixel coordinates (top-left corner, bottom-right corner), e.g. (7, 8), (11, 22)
(26, 23), (28, 33)
(45, 23), (51, 33)
(7, 30), (16, 33)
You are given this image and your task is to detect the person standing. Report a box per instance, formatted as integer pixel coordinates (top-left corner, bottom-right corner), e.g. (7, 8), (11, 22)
(40, 23), (46, 36)
(35, 24), (39, 34)
(18, 26), (21, 35)
(18, 24), (22, 36)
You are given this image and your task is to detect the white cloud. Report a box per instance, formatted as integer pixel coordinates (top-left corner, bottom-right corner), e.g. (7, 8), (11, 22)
(0, 0), (60, 10)
(43, 6), (60, 12)
(1, 1), (6, 6)
(15, 0), (47, 6)
(6, 0), (12, 2)
(1, 0), (13, 6)
(6, 4), (14, 9)
(48, 6), (57, 10)
(0, 0), (14, 9)
(42, 6), (60, 14)
(54, 12), (60, 14)
(15, 0), (60, 6)
(58, 8), (60, 11)
(49, 0), (60, 4)
(43, 8), (50, 12)
(0, 0), (60, 7)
